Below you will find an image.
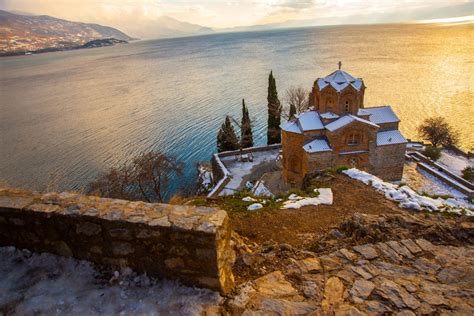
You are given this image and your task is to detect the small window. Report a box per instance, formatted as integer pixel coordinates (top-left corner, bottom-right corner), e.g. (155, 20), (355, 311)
(349, 157), (358, 167)
(348, 133), (360, 145)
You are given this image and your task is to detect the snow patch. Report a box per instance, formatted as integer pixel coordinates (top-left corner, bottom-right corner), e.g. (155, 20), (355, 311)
(242, 196), (257, 202)
(343, 168), (473, 216)
(252, 180), (274, 198)
(247, 203), (263, 211)
(0, 247), (221, 315)
(438, 150), (473, 176)
(282, 188), (333, 209)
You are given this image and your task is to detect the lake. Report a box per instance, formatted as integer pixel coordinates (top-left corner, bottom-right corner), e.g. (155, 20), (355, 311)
(1, 23), (473, 199)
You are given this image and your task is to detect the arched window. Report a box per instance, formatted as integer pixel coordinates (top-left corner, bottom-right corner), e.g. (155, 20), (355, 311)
(347, 133), (360, 145)
(326, 99), (333, 111)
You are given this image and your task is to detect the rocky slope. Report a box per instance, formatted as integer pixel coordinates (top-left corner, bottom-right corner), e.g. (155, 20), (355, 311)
(0, 10), (132, 55)
(226, 212), (474, 315)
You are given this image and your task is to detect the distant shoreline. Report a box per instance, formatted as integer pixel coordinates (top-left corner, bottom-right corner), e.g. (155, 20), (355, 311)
(0, 38), (129, 57)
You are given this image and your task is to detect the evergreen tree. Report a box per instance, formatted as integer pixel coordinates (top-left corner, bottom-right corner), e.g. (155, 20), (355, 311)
(241, 99), (254, 148)
(289, 104), (297, 120)
(217, 116), (240, 152)
(267, 71), (282, 144)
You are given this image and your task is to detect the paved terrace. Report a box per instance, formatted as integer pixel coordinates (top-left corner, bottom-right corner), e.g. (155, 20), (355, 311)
(219, 149), (280, 196)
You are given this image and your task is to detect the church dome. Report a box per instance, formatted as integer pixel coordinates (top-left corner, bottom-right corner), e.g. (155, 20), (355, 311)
(316, 70), (364, 92)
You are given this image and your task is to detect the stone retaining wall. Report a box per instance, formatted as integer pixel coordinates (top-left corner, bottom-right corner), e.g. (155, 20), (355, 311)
(0, 188), (235, 294)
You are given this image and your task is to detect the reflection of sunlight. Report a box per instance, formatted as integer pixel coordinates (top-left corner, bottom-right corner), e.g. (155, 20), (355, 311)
(418, 15), (474, 24)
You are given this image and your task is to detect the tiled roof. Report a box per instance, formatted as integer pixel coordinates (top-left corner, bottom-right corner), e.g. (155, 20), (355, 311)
(377, 130), (407, 146)
(281, 120), (302, 134)
(359, 106), (400, 124)
(303, 138), (332, 153)
(297, 111), (324, 131)
(316, 70), (364, 93)
(325, 114), (379, 132)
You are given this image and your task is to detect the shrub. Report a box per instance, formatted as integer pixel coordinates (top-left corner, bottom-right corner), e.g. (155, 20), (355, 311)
(336, 166), (350, 173)
(462, 167), (474, 182)
(423, 146), (442, 161)
(417, 116), (459, 147)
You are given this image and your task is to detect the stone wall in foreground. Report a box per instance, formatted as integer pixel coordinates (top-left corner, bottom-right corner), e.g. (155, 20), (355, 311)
(0, 188), (235, 294)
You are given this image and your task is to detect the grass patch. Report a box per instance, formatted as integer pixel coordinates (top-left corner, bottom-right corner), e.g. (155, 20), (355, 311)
(326, 165), (350, 174)
(189, 194), (284, 213)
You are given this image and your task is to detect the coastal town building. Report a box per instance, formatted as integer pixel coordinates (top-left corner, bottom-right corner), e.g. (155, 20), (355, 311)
(281, 65), (407, 183)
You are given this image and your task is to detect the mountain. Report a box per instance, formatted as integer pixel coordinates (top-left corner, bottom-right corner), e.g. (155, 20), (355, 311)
(218, 2), (474, 34)
(0, 10), (133, 55)
(124, 15), (214, 39)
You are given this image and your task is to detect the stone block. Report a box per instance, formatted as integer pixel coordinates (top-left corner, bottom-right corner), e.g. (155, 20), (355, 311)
(0, 187), (235, 294)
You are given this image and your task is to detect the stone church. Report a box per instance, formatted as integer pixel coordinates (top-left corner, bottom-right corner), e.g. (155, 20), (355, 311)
(281, 66), (407, 183)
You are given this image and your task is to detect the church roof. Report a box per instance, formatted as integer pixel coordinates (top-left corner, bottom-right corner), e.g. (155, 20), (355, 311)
(316, 70), (364, 93)
(325, 114), (379, 132)
(298, 111), (324, 131)
(358, 106), (400, 125)
(303, 138), (332, 153)
(320, 112), (340, 119)
(281, 120), (302, 134)
(377, 130), (407, 146)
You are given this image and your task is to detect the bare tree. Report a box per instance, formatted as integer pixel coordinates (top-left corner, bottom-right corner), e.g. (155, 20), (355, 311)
(284, 86), (309, 119)
(87, 164), (139, 201)
(417, 117), (459, 148)
(132, 152), (183, 202)
(87, 151), (183, 203)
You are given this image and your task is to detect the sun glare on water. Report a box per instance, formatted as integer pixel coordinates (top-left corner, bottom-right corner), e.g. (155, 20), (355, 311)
(418, 15), (474, 26)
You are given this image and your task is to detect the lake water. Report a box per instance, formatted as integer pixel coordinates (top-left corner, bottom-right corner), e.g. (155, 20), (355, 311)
(1, 23), (473, 198)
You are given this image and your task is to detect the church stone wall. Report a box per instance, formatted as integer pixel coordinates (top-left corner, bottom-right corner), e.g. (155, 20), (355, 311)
(372, 143), (406, 181)
(0, 188), (235, 294)
(304, 151), (334, 174)
(282, 131), (305, 184)
(313, 84), (365, 116)
(377, 122), (399, 131)
(325, 121), (377, 155)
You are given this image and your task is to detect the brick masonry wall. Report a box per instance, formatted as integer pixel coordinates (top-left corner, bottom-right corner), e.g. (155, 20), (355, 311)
(312, 85), (365, 115)
(282, 131), (305, 183)
(378, 122), (399, 131)
(372, 143), (406, 181)
(0, 188), (235, 294)
(305, 151), (333, 172)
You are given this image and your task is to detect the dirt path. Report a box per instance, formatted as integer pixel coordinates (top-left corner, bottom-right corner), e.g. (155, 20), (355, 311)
(228, 174), (404, 248)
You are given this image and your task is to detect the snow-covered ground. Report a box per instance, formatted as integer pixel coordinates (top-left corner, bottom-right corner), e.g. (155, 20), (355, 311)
(282, 188), (333, 209)
(437, 150), (473, 176)
(219, 149), (280, 196)
(0, 247), (221, 315)
(344, 168), (473, 216)
(402, 162), (468, 199)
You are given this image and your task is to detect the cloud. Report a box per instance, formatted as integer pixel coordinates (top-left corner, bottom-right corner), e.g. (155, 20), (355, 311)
(1, 0), (471, 33)
(276, 0), (317, 10)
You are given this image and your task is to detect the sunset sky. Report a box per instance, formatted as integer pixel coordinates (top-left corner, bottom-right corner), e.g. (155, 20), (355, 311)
(1, 0), (473, 36)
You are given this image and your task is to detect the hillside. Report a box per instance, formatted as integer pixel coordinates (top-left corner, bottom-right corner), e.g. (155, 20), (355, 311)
(128, 15), (214, 39)
(0, 10), (132, 55)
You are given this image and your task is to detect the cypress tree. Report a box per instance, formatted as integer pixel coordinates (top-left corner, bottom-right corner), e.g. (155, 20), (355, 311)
(241, 99), (253, 149)
(217, 116), (240, 153)
(289, 104), (297, 120)
(267, 71), (282, 144)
